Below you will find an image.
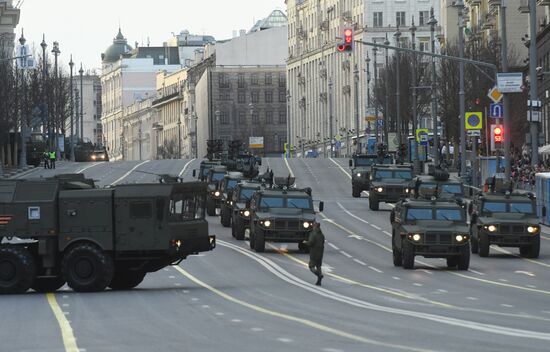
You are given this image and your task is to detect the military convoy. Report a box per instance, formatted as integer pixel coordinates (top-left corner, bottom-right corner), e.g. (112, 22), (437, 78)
(219, 172), (246, 226)
(229, 181), (265, 240)
(0, 174), (215, 294)
(205, 166), (229, 216)
(368, 164), (415, 210)
(349, 154), (392, 198)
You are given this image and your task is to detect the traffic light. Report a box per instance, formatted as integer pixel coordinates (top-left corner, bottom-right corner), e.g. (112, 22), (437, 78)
(490, 124), (504, 151)
(494, 126), (503, 143)
(337, 28), (353, 52)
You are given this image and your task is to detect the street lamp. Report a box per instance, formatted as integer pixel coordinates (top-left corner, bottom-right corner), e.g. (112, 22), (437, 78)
(18, 30), (28, 167)
(51, 41), (60, 157)
(286, 90), (292, 158)
(384, 34), (390, 145)
(410, 17), (420, 173)
(69, 55), (75, 161)
(428, 8), (439, 167)
(40, 35), (48, 149)
(177, 117), (182, 159)
(373, 44), (379, 143)
(394, 26), (402, 147)
(79, 64), (84, 141)
(353, 64), (360, 154)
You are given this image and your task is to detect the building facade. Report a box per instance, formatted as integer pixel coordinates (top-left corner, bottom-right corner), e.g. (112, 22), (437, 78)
(70, 74), (102, 146)
(123, 98), (155, 160)
(0, 0), (19, 55)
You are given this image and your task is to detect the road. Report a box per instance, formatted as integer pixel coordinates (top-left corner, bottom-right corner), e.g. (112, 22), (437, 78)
(2, 158), (550, 352)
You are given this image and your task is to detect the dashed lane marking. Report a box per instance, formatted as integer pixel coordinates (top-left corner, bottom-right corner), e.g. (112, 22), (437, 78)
(47, 293), (79, 352)
(500, 304), (515, 308)
(371, 224), (382, 230)
(466, 297), (479, 301)
(328, 158), (352, 179)
(277, 337), (293, 343)
(353, 259), (367, 266)
(368, 266), (383, 274)
(251, 327), (264, 332)
(492, 246), (550, 269)
(340, 251), (353, 258)
(328, 243), (340, 250)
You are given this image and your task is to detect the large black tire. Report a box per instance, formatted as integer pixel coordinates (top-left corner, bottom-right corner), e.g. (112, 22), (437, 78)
(392, 247), (403, 267)
(249, 228), (256, 250)
(369, 195), (379, 211)
(253, 230), (265, 253)
(108, 270), (146, 290)
(0, 246), (36, 294)
(31, 277), (66, 293)
(470, 226), (479, 254)
(220, 206), (231, 227)
(62, 243), (114, 292)
(457, 243), (471, 270)
(478, 232), (490, 257)
(520, 236), (540, 259)
(206, 198), (216, 216)
(446, 257), (459, 268)
(352, 187), (361, 198)
(402, 240), (415, 269)
(234, 218), (245, 241)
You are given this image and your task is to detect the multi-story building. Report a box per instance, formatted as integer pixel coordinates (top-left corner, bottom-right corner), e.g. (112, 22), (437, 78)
(100, 29), (181, 160)
(123, 98), (155, 160)
(0, 0), (19, 55)
(69, 73), (102, 146)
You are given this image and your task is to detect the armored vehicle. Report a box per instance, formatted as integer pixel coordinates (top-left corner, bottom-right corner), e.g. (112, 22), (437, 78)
(89, 148), (109, 162)
(469, 179), (540, 258)
(219, 172), (246, 226)
(411, 167), (465, 203)
(248, 178), (323, 252)
(229, 181), (265, 240)
(205, 166), (228, 216)
(0, 174), (215, 294)
(390, 198), (470, 270)
(368, 164), (414, 210)
(197, 160), (222, 182)
(349, 154), (392, 198)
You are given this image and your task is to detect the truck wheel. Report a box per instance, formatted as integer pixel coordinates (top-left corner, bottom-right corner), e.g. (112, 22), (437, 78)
(108, 270), (146, 290)
(446, 257), (459, 268)
(206, 198), (216, 216)
(520, 235), (540, 259)
(392, 247), (403, 267)
(220, 206), (231, 227)
(234, 219), (245, 241)
(470, 226), (479, 254)
(369, 195), (379, 211)
(352, 187), (361, 198)
(0, 246), (36, 294)
(31, 277), (66, 293)
(253, 231), (265, 253)
(457, 243), (471, 270)
(402, 240), (415, 269)
(62, 243), (114, 292)
(249, 226), (256, 249)
(478, 233), (490, 257)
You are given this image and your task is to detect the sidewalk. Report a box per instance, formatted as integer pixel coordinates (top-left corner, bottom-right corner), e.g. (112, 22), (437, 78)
(1, 165), (36, 179)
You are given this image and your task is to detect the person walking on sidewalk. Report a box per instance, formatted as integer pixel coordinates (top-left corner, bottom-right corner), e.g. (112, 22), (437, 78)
(49, 150), (56, 169)
(304, 222), (325, 286)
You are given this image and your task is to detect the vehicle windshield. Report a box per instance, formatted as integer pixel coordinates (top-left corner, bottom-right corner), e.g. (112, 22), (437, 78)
(441, 184), (462, 195)
(201, 168), (210, 176)
(482, 202), (507, 213)
(374, 169), (412, 180)
(260, 196), (284, 208)
(406, 208), (432, 220)
(226, 179), (239, 190)
(239, 188), (257, 201)
(509, 202), (534, 214)
(436, 209), (463, 221)
(286, 197), (312, 209)
(355, 157), (376, 166)
(211, 172), (225, 181)
(374, 170), (393, 179)
(169, 193), (205, 221)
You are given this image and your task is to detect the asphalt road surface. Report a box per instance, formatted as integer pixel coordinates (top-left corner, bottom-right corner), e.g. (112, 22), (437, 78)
(2, 158), (550, 352)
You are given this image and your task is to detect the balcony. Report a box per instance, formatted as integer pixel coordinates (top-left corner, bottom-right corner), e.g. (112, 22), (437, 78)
(537, 0), (550, 6)
(488, 0), (501, 7)
(519, 0), (530, 13)
(466, 0), (482, 5)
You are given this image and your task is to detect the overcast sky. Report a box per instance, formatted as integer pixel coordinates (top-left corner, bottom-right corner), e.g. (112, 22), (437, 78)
(16, 0), (285, 71)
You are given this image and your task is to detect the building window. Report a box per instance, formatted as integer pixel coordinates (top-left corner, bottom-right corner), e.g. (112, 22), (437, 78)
(279, 90), (286, 103)
(238, 74), (245, 88)
(219, 73), (230, 88)
(278, 111), (286, 124)
(373, 12), (383, 27)
(238, 90), (246, 103)
(251, 90), (260, 103)
(419, 39), (430, 52)
(419, 11), (430, 26)
(252, 112), (259, 124)
(266, 111), (273, 124)
(219, 91), (231, 101)
(239, 111), (246, 124)
(396, 12), (406, 27)
(265, 90), (273, 103)
(251, 73), (259, 85)
(278, 73), (286, 87)
(219, 111), (229, 124)
(265, 73), (273, 85)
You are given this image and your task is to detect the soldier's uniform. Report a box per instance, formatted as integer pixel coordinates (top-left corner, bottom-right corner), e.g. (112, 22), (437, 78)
(43, 151), (50, 169)
(306, 223), (325, 286)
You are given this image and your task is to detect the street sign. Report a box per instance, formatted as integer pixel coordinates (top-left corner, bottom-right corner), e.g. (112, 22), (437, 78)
(249, 136), (264, 149)
(467, 130), (481, 136)
(377, 119), (384, 127)
(365, 127), (371, 135)
(366, 108), (377, 122)
(335, 141), (342, 149)
(465, 112), (483, 130)
(335, 134), (342, 142)
(497, 72), (523, 93)
(416, 128), (429, 146)
(528, 100), (542, 108)
(487, 87), (503, 103)
(528, 110), (541, 122)
(489, 103), (503, 118)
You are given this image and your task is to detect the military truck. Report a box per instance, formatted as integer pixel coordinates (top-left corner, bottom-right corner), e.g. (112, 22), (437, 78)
(0, 174), (215, 294)
(197, 160), (222, 182)
(248, 177), (323, 252)
(390, 197), (470, 270)
(219, 172), (246, 226)
(411, 167), (465, 204)
(368, 164), (415, 210)
(349, 154), (392, 198)
(205, 166), (228, 216)
(89, 148), (109, 162)
(229, 181), (265, 240)
(468, 178), (540, 258)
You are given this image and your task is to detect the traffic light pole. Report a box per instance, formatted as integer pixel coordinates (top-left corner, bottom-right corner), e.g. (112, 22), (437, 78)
(529, 0), (539, 166)
(328, 77), (335, 158)
(500, 2), (511, 178)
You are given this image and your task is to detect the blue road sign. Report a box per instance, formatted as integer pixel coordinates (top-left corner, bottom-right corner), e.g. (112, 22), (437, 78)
(489, 103), (503, 118)
(335, 141), (342, 149)
(377, 119), (384, 127)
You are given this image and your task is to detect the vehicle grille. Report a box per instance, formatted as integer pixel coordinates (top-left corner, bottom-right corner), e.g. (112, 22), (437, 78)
(386, 186), (404, 196)
(499, 224), (524, 234)
(425, 233), (453, 245)
(274, 220), (300, 230)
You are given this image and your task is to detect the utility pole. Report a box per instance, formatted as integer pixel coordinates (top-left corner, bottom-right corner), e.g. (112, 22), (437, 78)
(410, 18), (420, 173)
(529, 0), (539, 166)
(328, 76), (335, 157)
(69, 56), (75, 161)
(394, 27), (402, 146)
(456, 0), (467, 177)
(286, 90), (292, 158)
(384, 34), (390, 145)
(18, 30), (27, 167)
(354, 64), (360, 154)
(500, 1), (511, 178)
(366, 53), (372, 147)
(428, 8), (439, 167)
(373, 45), (380, 143)
(79, 64), (84, 141)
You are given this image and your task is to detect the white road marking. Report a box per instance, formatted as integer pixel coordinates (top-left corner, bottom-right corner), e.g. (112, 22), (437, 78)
(182, 290), (189, 294)
(75, 162), (101, 174)
(499, 279), (509, 283)
(231, 319), (242, 323)
(368, 266), (383, 273)
(111, 160), (150, 185)
(527, 285), (538, 289)
(168, 276), (175, 279)
(337, 202), (370, 225)
(277, 337), (293, 343)
(340, 251), (353, 258)
(467, 269), (485, 276)
(62, 304), (69, 307)
(328, 243), (340, 250)
(371, 224), (382, 230)
(251, 327), (264, 332)
(466, 297), (479, 301)
(500, 304), (515, 308)
(63, 312), (70, 315)
(201, 305), (210, 309)
(324, 349), (344, 352)
(353, 259), (367, 266)
(174, 283), (182, 286)
(392, 276), (401, 280)
(542, 311), (550, 314)
(514, 271), (536, 277)
(413, 283), (423, 287)
(438, 289), (448, 293)
(215, 312), (225, 316)
(383, 231), (392, 236)
(328, 158), (351, 179)
(191, 298), (199, 301)
(178, 158), (196, 177)
(420, 270), (433, 275)
(62, 295), (68, 299)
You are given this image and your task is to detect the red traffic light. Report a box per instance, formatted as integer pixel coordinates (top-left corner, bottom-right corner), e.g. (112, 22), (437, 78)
(344, 28), (353, 43)
(337, 28), (353, 52)
(494, 127), (503, 142)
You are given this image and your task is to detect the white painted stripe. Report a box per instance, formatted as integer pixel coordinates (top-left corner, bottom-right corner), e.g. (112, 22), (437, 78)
(371, 224), (382, 230)
(328, 158), (352, 179)
(111, 160), (150, 185)
(76, 162), (101, 174)
(340, 251), (353, 258)
(501, 304), (515, 308)
(383, 231), (392, 236)
(328, 243), (340, 250)
(392, 276), (401, 280)
(178, 158), (196, 177)
(353, 259), (367, 266)
(468, 269), (485, 276)
(368, 266), (383, 273)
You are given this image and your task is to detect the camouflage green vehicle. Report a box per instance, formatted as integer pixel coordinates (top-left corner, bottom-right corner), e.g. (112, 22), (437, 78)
(205, 166), (228, 216)
(229, 181), (265, 240)
(468, 185), (540, 258)
(390, 198), (470, 270)
(197, 160), (222, 182)
(368, 164), (414, 210)
(218, 172), (246, 226)
(349, 154), (392, 198)
(411, 167), (465, 204)
(248, 178), (323, 252)
(0, 174), (215, 294)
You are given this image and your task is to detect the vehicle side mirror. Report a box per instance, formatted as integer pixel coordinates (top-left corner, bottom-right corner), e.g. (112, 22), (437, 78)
(543, 206), (547, 218)
(258, 159), (262, 166)
(349, 160), (353, 167)
(319, 201), (324, 212)
(192, 169), (197, 178)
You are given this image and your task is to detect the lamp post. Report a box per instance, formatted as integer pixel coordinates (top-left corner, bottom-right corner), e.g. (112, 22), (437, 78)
(51, 41), (60, 158)
(373, 44), (379, 143)
(384, 34), (390, 145)
(328, 77), (335, 157)
(394, 26), (402, 146)
(40, 35), (48, 149)
(18, 30), (28, 167)
(69, 56), (75, 161)
(410, 17), (420, 173)
(177, 117), (182, 159)
(456, 0), (467, 177)
(286, 90), (292, 158)
(354, 64), (360, 154)
(79, 64), (84, 141)
(428, 8), (439, 167)
(528, 0), (538, 167)
(138, 127), (142, 160)
(366, 53), (372, 146)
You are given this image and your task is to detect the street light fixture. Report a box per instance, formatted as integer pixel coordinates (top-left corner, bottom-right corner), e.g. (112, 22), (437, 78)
(394, 26), (402, 146)
(18, 30), (28, 167)
(383, 34), (390, 145)
(69, 55), (75, 161)
(409, 17), (420, 173)
(51, 41), (60, 158)
(40, 35), (48, 149)
(79, 64), (84, 141)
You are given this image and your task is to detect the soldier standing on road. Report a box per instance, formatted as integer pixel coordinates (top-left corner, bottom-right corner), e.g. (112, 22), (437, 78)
(49, 150), (56, 169)
(43, 151), (50, 169)
(305, 222), (325, 286)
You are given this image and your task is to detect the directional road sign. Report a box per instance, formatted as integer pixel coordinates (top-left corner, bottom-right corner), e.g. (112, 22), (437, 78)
(377, 119), (384, 127)
(497, 72), (523, 93)
(465, 112), (483, 130)
(487, 87), (503, 103)
(489, 103), (503, 118)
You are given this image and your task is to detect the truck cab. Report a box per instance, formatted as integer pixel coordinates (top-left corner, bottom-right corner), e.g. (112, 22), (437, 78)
(368, 164), (414, 210)
(349, 154), (392, 198)
(205, 166), (228, 216)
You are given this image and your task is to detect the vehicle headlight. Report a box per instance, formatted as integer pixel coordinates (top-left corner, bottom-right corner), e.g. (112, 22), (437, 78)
(411, 233), (422, 242)
(356, 173), (361, 177)
(405, 188), (410, 193)
(100, 154), (105, 159)
(527, 226), (539, 234)
(263, 220), (272, 227)
(229, 201), (234, 205)
(485, 225), (497, 233)
(91, 155), (96, 160)
(303, 221), (311, 229)
(214, 191), (220, 197)
(455, 234), (468, 242)
(376, 187), (384, 193)
(243, 210), (250, 217)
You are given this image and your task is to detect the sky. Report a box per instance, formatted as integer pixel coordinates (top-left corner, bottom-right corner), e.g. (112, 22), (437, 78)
(15, 0), (285, 72)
